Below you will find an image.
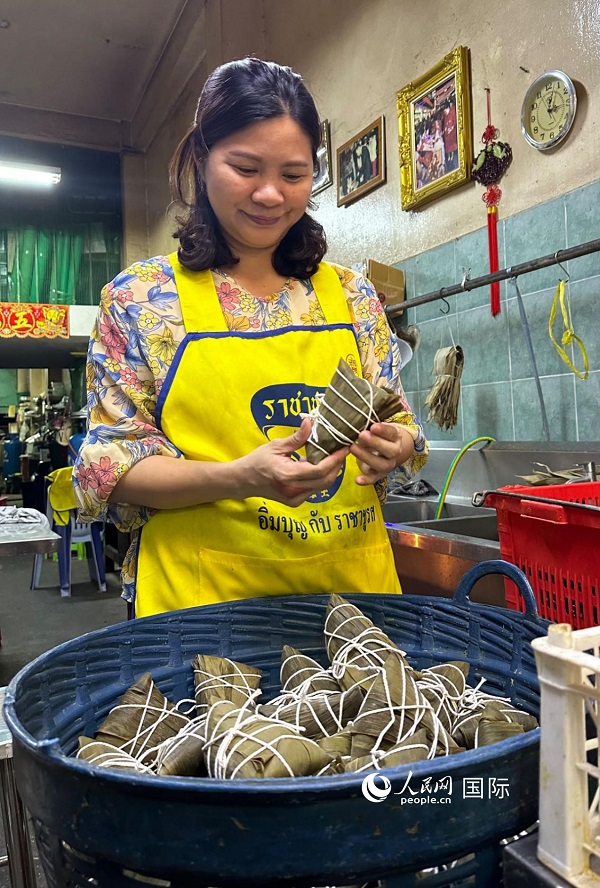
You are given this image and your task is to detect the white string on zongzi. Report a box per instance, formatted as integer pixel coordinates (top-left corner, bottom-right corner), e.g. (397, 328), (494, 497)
(302, 365), (376, 457)
(76, 741), (155, 773)
(280, 651), (339, 694)
(193, 662), (261, 715)
(204, 695), (304, 780)
(107, 681), (189, 761)
(351, 737), (432, 773)
(257, 687), (357, 738)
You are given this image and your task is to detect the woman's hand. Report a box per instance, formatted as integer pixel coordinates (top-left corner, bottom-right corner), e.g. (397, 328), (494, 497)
(350, 422), (414, 486)
(238, 418), (349, 507)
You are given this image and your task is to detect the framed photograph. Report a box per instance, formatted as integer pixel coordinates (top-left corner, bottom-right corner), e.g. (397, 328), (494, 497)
(312, 120), (333, 196)
(397, 46), (473, 211)
(336, 116), (386, 207)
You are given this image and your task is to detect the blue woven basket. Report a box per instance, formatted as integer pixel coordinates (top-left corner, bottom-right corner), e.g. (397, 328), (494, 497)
(5, 561), (549, 888)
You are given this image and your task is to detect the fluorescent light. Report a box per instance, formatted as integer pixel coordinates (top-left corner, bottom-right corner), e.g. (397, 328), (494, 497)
(0, 160), (61, 187)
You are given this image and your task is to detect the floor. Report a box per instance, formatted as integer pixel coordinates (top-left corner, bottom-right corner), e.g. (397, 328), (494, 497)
(0, 548), (126, 887)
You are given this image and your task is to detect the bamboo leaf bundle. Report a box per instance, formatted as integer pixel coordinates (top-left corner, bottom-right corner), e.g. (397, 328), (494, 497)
(424, 345), (464, 431)
(193, 654), (262, 717)
(77, 737), (155, 773)
(346, 728), (432, 772)
(316, 726), (353, 759)
(349, 651), (456, 760)
(203, 698), (333, 779)
(257, 685), (363, 739)
(476, 719), (524, 747)
(93, 673), (190, 764)
(280, 645), (340, 693)
(155, 721), (208, 777)
(325, 593), (405, 693)
(416, 661), (470, 733)
(452, 681), (539, 749)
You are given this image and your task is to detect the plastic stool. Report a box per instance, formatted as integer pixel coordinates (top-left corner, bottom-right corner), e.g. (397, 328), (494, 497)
(0, 688), (36, 888)
(30, 514), (106, 597)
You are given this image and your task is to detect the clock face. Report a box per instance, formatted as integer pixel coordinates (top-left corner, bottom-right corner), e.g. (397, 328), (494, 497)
(521, 71), (577, 150)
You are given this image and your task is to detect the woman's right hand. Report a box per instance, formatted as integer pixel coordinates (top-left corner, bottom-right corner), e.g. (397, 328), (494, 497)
(237, 418), (349, 507)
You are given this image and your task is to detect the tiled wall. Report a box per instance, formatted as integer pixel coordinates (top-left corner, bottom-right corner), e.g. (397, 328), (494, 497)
(397, 179), (600, 444)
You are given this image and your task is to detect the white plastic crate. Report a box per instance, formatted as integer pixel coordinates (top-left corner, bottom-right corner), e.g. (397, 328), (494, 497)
(532, 623), (600, 886)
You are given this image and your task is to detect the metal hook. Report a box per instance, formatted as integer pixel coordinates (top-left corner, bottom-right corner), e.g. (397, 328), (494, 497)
(440, 296), (450, 315)
(554, 250), (570, 282)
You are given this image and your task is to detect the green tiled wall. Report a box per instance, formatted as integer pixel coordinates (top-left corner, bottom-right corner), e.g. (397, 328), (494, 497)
(397, 179), (600, 443)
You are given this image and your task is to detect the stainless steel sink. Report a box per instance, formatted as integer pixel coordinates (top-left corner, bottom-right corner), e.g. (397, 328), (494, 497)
(383, 496), (503, 606)
(382, 498), (498, 542)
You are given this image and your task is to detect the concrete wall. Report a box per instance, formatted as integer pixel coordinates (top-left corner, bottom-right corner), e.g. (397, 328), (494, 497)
(262, 0), (600, 267)
(124, 0), (600, 269)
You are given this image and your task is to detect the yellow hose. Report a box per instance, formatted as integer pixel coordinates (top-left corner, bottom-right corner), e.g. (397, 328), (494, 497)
(434, 437), (496, 519)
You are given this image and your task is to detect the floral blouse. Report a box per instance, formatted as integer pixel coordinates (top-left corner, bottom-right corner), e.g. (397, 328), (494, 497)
(74, 256), (428, 601)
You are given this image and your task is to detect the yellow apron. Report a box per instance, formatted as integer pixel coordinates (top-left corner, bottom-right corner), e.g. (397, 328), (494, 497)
(134, 254), (401, 616)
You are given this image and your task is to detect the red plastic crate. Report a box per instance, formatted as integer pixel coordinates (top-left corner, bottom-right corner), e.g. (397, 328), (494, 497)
(482, 481), (600, 629)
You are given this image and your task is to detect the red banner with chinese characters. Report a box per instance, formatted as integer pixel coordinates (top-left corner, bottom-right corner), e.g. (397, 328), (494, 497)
(0, 303), (69, 339)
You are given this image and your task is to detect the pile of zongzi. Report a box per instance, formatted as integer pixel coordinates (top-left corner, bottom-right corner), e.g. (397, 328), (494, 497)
(76, 594), (537, 778)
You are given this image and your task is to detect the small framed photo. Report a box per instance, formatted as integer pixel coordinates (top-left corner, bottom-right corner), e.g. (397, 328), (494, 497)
(397, 46), (473, 211)
(312, 120), (333, 196)
(336, 116), (386, 207)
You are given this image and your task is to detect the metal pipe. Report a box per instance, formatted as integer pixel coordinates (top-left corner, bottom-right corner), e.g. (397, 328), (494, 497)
(387, 236), (600, 315)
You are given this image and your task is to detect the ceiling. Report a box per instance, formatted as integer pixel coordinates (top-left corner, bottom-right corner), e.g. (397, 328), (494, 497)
(0, 0), (189, 125)
(0, 332), (89, 369)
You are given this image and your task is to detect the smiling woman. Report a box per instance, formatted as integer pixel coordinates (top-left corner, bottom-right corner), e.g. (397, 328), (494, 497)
(73, 57), (428, 618)
(201, 117), (315, 296)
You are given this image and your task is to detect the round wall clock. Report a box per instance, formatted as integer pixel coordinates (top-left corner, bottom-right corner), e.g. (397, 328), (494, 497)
(521, 70), (577, 150)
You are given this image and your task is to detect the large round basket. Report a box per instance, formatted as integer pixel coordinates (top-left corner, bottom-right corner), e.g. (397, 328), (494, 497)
(4, 562), (549, 888)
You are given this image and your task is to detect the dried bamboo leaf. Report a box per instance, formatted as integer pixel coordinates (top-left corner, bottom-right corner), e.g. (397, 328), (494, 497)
(350, 654), (430, 757)
(335, 663), (382, 695)
(325, 594), (403, 693)
(417, 661), (470, 732)
(155, 723), (207, 777)
(480, 702), (538, 732)
(305, 358), (402, 464)
(257, 685), (362, 739)
(94, 673), (189, 763)
(193, 654), (262, 716)
(203, 699), (333, 779)
(316, 726), (353, 758)
(452, 709), (481, 749)
(317, 759), (348, 776)
(280, 645), (340, 693)
(347, 728), (431, 772)
(77, 737), (152, 773)
(477, 719), (524, 747)
(424, 345), (464, 432)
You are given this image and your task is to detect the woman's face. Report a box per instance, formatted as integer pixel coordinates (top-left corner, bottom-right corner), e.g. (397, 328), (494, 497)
(203, 115), (314, 259)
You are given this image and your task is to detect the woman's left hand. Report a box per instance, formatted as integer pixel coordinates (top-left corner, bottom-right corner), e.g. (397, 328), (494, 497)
(350, 422), (414, 486)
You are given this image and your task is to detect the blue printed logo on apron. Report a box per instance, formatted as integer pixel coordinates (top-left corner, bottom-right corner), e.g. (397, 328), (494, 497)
(250, 383), (344, 502)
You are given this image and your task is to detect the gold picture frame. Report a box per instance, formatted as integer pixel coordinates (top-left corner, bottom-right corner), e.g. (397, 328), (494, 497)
(312, 120), (333, 196)
(397, 46), (473, 211)
(336, 116), (386, 207)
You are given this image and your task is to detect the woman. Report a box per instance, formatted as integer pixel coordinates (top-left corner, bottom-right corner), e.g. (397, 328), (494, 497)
(74, 58), (428, 617)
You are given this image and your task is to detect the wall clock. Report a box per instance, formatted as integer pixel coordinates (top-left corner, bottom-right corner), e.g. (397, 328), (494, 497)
(521, 70), (577, 150)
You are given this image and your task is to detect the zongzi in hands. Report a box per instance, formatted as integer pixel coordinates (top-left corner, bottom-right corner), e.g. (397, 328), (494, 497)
(304, 359), (402, 465)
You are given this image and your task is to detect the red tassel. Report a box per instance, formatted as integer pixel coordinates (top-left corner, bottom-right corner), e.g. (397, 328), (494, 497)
(487, 206), (500, 316)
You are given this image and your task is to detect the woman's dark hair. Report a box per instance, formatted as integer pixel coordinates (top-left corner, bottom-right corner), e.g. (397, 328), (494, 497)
(169, 57), (327, 278)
